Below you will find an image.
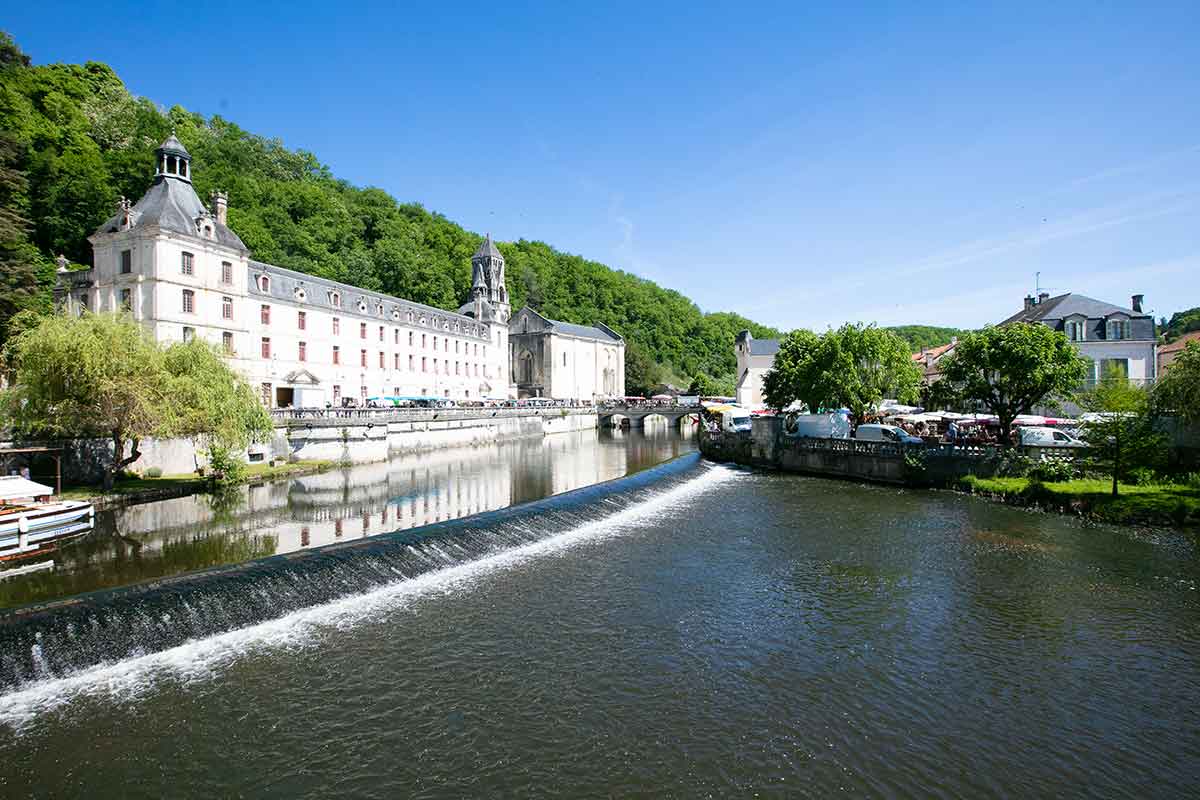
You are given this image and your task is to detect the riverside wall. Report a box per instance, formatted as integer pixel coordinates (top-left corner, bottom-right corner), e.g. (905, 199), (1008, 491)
(6, 409), (598, 484)
(700, 416), (1066, 486)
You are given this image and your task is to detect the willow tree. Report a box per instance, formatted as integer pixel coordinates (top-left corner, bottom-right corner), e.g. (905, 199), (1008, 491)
(938, 323), (1089, 446)
(762, 324), (920, 421)
(2, 311), (272, 488)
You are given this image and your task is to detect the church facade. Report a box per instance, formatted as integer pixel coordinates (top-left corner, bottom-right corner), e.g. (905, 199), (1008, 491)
(61, 135), (515, 407)
(508, 307), (624, 402)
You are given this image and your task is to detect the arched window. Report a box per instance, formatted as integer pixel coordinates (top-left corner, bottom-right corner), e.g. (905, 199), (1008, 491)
(519, 351), (534, 384)
(331, 291), (341, 308)
(259, 275), (270, 292)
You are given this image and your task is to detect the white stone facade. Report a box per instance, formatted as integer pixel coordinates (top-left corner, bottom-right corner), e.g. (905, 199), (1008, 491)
(734, 331), (779, 407)
(68, 136), (515, 407)
(508, 307), (625, 402)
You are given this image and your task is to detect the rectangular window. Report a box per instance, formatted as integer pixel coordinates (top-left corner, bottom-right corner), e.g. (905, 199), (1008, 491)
(333, 317), (340, 335)
(181, 251), (194, 275)
(409, 331), (414, 346)
(379, 351), (385, 369)
(299, 341), (307, 362)
(333, 385), (341, 402)
(409, 355), (414, 370)
(360, 349), (367, 367)
(183, 326), (195, 343)
(455, 361), (461, 375)
(422, 334), (427, 349)
(378, 325), (384, 342)
(394, 386), (400, 396)
(360, 322), (367, 339)
(394, 353), (400, 370)
(261, 337), (271, 359)
(422, 357), (427, 372)
(360, 385), (368, 400)
(222, 332), (234, 354)
(483, 346), (487, 358)
(455, 340), (460, 354)
(221, 261), (233, 284)
(120, 288), (131, 310)
(433, 358), (439, 374)
(298, 311), (306, 330)
(394, 329), (400, 345)
(433, 337), (438, 351)
(261, 305), (271, 325)
(333, 345), (340, 365)
(222, 296), (233, 320)
(181, 289), (194, 313)
(474, 344), (478, 357)
(120, 250), (132, 274)
(1100, 358), (1130, 380)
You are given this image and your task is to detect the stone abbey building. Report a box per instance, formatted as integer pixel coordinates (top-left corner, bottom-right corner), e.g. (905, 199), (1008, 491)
(57, 134), (622, 406)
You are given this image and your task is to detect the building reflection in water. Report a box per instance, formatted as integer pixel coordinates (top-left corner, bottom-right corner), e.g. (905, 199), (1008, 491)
(0, 430), (694, 608)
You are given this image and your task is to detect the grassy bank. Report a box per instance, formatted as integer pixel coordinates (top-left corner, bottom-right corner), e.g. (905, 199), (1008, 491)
(60, 460), (335, 507)
(959, 475), (1200, 528)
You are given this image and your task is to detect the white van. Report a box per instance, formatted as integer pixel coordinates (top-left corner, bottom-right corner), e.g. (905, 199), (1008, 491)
(783, 412), (851, 439)
(855, 423), (923, 445)
(721, 409), (752, 433)
(1019, 427), (1085, 447)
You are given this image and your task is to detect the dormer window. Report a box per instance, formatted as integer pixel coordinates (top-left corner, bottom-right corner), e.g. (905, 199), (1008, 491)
(330, 291), (341, 309)
(1064, 319), (1086, 342)
(259, 275), (270, 293)
(1107, 319), (1130, 340)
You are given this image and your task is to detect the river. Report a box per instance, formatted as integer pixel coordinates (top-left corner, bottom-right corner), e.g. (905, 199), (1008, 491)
(0, 428), (1197, 798)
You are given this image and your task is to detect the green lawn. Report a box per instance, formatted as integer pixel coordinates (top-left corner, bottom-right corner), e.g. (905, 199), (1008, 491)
(960, 475), (1200, 527)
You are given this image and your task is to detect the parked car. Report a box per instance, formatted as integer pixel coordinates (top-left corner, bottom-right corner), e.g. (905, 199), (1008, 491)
(855, 423), (923, 445)
(1018, 427), (1086, 447)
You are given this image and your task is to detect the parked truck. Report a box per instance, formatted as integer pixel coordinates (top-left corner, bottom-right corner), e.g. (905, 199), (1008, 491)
(783, 411), (851, 439)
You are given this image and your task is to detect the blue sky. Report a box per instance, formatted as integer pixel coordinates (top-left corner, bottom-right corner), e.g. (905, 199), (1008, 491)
(9, 1), (1200, 330)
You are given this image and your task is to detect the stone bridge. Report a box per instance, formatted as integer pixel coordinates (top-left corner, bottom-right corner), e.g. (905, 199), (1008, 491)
(597, 404), (702, 430)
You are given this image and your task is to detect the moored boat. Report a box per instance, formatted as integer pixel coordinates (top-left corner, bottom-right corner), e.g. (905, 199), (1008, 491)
(0, 476), (94, 561)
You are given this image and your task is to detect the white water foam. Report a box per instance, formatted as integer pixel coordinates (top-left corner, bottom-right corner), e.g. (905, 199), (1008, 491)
(0, 463), (737, 730)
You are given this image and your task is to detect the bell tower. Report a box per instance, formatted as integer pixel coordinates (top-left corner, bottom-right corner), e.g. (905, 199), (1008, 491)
(471, 234), (509, 322)
(154, 133), (193, 183)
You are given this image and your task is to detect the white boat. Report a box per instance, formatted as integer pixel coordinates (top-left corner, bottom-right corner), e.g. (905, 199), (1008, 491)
(0, 476), (94, 561)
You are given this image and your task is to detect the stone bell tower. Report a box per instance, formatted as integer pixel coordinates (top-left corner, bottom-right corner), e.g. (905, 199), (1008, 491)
(471, 234), (509, 323)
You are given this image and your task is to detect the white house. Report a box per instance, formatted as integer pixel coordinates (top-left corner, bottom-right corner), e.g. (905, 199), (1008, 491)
(1000, 292), (1157, 386)
(61, 135), (516, 407)
(734, 331), (780, 407)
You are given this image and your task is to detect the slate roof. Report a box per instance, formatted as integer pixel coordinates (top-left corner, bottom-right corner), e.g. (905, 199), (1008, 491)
(1001, 293), (1145, 324)
(473, 234), (502, 260)
(156, 134), (190, 158)
(513, 307), (622, 342)
(92, 176), (248, 252)
(748, 338), (780, 356)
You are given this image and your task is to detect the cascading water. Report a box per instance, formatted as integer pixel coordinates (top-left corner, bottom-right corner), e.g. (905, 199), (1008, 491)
(0, 453), (719, 695)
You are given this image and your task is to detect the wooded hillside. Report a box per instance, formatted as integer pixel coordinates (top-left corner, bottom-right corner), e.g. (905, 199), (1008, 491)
(0, 33), (782, 393)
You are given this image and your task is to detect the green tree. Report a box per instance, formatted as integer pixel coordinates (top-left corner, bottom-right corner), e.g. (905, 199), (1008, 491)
(624, 342), (664, 397)
(1, 311), (167, 488)
(1154, 340), (1200, 424)
(938, 323), (1090, 447)
(1078, 365), (1165, 496)
(762, 324), (920, 421)
(2, 312), (273, 488)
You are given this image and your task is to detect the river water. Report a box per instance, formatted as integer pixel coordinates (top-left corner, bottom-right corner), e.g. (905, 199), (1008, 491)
(1, 428), (1197, 798)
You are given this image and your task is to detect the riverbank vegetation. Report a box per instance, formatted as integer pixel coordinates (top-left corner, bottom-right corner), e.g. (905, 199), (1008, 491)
(958, 474), (1200, 528)
(1, 311), (273, 488)
(59, 459), (335, 506)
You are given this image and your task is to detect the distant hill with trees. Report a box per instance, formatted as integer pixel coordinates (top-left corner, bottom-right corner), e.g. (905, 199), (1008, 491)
(1160, 307), (1200, 343)
(0, 32), (782, 395)
(882, 325), (970, 352)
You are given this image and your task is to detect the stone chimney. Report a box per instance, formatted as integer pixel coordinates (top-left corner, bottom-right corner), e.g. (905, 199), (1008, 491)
(1131, 294), (1144, 313)
(1024, 295), (1035, 310)
(211, 190), (228, 225)
(1038, 291), (1050, 304)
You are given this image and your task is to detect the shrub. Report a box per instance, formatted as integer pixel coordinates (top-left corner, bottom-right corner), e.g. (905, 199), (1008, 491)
(206, 444), (246, 486)
(1028, 459), (1075, 483)
(145, 466), (163, 478)
(1128, 466), (1158, 486)
(995, 451), (1033, 478)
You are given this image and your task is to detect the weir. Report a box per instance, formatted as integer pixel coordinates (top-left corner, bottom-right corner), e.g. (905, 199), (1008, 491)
(0, 453), (709, 694)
